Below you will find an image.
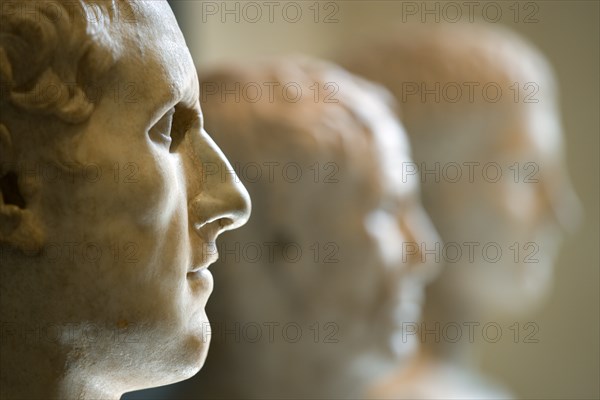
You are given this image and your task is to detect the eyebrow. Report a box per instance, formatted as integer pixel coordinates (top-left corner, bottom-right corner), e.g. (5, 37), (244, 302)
(172, 103), (201, 136)
(170, 62), (200, 108)
(148, 80), (198, 129)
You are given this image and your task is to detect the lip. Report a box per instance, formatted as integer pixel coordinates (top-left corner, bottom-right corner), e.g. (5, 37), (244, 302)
(186, 268), (214, 299)
(187, 268), (210, 280)
(187, 241), (219, 278)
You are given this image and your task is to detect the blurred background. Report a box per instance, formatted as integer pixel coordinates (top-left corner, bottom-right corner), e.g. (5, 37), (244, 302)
(156, 1), (598, 399)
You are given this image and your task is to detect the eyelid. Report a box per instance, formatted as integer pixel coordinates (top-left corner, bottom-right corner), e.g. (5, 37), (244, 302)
(165, 107), (176, 119)
(148, 107), (175, 147)
(169, 105), (202, 152)
(160, 107), (176, 130)
(148, 106), (175, 130)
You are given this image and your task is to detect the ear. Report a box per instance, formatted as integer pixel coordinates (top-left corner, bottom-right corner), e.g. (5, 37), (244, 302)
(0, 124), (45, 254)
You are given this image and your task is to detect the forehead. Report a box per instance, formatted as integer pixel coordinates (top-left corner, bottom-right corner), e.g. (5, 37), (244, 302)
(357, 96), (418, 199)
(496, 105), (563, 162)
(112, 0), (198, 108)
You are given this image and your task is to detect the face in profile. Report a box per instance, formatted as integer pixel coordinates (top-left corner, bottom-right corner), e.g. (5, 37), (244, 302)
(339, 24), (581, 316)
(192, 58), (440, 397)
(430, 103), (580, 313)
(0, 1), (249, 396)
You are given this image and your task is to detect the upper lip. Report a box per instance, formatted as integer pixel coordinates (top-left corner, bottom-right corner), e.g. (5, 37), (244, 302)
(188, 217), (229, 274)
(188, 240), (219, 274)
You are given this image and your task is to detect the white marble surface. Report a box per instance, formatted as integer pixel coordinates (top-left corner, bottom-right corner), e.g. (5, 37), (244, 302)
(0, 1), (250, 398)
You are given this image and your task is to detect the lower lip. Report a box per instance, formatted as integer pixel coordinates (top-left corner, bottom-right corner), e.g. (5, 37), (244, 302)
(187, 269), (214, 294)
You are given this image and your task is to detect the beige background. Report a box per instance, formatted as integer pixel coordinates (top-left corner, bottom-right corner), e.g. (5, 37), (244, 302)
(174, 1), (599, 398)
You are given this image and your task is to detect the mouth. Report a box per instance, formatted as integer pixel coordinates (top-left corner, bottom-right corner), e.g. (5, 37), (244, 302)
(187, 241), (219, 279)
(187, 268), (212, 281)
(186, 267), (214, 299)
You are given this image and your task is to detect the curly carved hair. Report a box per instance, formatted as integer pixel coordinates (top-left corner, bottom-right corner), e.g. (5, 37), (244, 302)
(0, 0), (122, 123)
(0, 0), (123, 252)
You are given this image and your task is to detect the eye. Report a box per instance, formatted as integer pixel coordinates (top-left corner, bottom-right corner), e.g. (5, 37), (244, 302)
(379, 196), (402, 214)
(149, 107), (175, 147)
(170, 106), (199, 152)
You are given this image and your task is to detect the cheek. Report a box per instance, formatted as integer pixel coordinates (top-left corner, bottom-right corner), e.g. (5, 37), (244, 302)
(324, 226), (383, 310)
(498, 180), (540, 223)
(118, 153), (190, 275)
(79, 149), (190, 288)
(70, 123), (184, 223)
(119, 153), (183, 222)
(435, 182), (504, 239)
(93, 146), (188, 231)
(365, 209), (410, 267)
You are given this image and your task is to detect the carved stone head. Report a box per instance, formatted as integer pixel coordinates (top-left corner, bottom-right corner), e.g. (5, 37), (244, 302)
(185, 57), (440, 398)
(340, 23), (581, 316)
(0, 1), (250, 397)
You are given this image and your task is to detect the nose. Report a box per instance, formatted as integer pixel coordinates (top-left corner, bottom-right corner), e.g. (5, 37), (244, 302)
(188, 128), (251, 234)
(538, 172), (582, 235)
(401, 205), (442, 283)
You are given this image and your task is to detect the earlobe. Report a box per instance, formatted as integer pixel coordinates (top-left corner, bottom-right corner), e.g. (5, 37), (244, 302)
(0, 124), (45, 254)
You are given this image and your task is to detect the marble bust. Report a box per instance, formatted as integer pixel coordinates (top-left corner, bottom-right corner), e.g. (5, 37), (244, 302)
(149, 56), (442, 399)
(340, 23), (581, 398)
(0, 1), (250, 398)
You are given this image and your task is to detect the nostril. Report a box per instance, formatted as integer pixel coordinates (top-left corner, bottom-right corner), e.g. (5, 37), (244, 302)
(218, 206), (251, 232)
(189, 176), (251, 236)
(218, 217), (234, 230)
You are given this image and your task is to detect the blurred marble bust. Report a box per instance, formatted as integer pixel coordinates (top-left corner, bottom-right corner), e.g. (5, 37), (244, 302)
(151, 56), (441, 399)
(340, 23), (581, 398)
(0, 1), (250, 398)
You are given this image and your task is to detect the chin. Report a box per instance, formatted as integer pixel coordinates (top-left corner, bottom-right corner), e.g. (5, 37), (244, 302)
(120, 336), (209, 393)
(151, 333), (209, 390)
(184, 313), (212, 371)
(476, 262), (555, 317)
(344, 346), (400, 395)
(511, 272), (554, 314)
(158, 312), (213, 385)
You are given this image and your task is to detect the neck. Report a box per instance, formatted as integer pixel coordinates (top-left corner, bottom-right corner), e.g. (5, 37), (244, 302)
(1, 338), (61, 399)
(196, 321), (382, 399)
(418, 277), (482, 369)
(0, 331), (121, 400)
(0, 255), (121, 400)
